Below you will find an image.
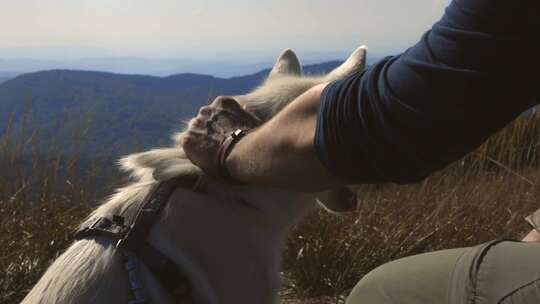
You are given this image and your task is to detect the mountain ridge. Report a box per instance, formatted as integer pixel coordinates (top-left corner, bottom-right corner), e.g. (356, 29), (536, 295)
(0, 61), (342, 156)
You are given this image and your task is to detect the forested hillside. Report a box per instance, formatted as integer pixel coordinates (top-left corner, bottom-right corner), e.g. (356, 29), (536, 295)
(0, 61), (340, 156)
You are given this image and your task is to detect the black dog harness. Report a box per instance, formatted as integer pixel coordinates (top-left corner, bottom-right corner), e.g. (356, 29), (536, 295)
(75, 174), (207, 303)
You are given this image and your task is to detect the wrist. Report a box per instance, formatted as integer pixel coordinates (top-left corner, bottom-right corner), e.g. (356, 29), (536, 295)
(223, 132), (249, 184)
(217, 129), (249, 184)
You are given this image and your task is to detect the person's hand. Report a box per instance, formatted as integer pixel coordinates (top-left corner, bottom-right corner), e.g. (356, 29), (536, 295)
(181, 96), (261, 179)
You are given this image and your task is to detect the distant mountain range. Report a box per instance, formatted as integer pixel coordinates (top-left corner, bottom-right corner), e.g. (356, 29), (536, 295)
(0, 46), (385, 77)
(0, 58), (279, 79)
(0, 61), (341, 157)
(0, 72), (19, 84)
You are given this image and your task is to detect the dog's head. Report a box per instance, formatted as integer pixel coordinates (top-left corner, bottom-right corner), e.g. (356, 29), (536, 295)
(122, 46), (368, 213)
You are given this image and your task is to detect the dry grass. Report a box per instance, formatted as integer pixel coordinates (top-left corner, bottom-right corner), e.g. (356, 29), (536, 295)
(0, 118), (117, 303)
(282, 110), (540, 300)
(2, 111), (540, 303)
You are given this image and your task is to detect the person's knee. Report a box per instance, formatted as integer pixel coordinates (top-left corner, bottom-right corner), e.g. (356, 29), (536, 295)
(346, 248), (465, 304)
(346, 263), (395, 304)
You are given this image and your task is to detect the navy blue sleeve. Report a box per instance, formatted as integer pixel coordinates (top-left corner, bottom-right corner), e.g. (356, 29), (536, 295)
(314, 0), (540, 184)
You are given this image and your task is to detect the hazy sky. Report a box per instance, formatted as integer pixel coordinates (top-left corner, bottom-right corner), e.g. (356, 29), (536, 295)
(0, 0), (449, 60)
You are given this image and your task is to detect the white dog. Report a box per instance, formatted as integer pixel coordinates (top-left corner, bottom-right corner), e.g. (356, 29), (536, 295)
(23, 45), (367, 304)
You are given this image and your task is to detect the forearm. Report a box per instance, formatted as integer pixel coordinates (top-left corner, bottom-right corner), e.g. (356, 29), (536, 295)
(227, 83), (345, 192)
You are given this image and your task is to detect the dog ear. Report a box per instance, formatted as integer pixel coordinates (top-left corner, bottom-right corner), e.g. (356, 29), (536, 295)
(267, 48), (303, 81)
(317, 186), (359, 214)
(325, 46), (367, 82)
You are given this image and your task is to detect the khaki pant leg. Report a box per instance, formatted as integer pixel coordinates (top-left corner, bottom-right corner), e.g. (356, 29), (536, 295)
(457, 241), (540, 304)
(346, 240), (540, 304)
(346, 248), (468, 304)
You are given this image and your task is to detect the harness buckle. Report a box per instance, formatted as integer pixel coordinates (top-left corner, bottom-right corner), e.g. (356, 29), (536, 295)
(74, 216), (128, 240)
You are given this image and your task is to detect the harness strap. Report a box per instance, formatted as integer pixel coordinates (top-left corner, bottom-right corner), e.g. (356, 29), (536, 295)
(135, 241), (191, 298)
(123, 250), (148, 304)
(117, 176), (185, 250)
(74, 172), (207, 303)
